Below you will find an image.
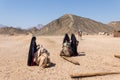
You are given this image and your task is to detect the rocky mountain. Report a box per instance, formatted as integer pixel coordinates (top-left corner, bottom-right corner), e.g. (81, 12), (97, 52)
(0, 27), (28, 35)
(36, 14), (113, 35)
(27, 27), (39, 34)
(27, 24), (44, 34)
(108, 21), (120, 30)
(0, 14), (115, 35)
(36, 24), (44, 29)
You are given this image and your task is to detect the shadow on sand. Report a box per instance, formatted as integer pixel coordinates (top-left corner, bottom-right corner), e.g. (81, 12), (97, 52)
(46, 62), (56, 68)
(78, 52), (86, 56)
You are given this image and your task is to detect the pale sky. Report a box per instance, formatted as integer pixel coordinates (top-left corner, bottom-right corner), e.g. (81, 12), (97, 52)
(0, 0), (120, 29)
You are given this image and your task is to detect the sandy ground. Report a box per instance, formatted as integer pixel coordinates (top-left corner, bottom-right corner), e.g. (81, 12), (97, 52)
(0, 34), (120, 80)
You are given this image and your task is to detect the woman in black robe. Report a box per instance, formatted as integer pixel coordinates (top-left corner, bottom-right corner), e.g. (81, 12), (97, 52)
(27, 36), (37, 66)
(71, 33), (78, 56)
(60, 33), (73, 56)
(63, 33), (70, 44)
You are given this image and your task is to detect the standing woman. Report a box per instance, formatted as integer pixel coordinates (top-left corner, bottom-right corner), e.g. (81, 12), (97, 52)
(71, 33), (78, 56)
(27, 36), (37, 66)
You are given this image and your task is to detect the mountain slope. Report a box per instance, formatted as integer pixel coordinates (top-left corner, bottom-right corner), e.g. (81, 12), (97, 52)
(36, 14), (113, 35)
(0, 27), (28, 35)
(108, 21), (120, 30)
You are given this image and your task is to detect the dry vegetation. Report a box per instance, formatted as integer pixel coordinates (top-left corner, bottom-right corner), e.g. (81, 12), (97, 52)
(0, 35), (120, 80)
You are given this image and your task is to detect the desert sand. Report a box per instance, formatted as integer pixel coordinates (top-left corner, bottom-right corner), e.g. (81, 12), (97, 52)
(0, 35), (120, 80)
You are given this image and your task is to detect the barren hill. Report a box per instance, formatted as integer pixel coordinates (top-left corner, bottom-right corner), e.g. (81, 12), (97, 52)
(27, 24), (44, 34)
(108, 21), (120, 30)
(36, 14), (113, 35)
(27, 27), (40, 35)
(0, 27), (28, 35)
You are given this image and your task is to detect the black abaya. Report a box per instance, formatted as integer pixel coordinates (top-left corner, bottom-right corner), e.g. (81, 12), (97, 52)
(27, 36), (37, 66)
(71, 34), (78, 56)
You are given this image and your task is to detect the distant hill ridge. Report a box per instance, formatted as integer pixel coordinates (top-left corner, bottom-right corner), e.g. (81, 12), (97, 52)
(36, 14), (113, 35)
(0, 27), (28, 35)
(108, 21), (120, 30)
(0, 14), (116, 35)
(0, 24), (7, 28)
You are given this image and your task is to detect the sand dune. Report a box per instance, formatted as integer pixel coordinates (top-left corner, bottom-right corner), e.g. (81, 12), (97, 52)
(0, 35), (120, 80)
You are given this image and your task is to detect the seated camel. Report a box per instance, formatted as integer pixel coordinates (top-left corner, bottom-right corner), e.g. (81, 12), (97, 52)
(60, 33), (79, 57)
(34, 45), (51, 68)
(60, 42), (73, 57)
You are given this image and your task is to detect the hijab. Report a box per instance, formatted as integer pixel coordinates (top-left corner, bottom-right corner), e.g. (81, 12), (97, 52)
(63, 33), (70, 44)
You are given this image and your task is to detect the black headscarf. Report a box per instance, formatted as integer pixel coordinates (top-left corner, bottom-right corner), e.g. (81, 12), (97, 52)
(71, 33), (78, 56)
(63, 33), (70, 44)
(27, 36), (37, 66)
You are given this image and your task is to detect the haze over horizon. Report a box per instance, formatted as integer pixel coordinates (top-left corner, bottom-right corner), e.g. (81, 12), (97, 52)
(0, 0), (120, 29)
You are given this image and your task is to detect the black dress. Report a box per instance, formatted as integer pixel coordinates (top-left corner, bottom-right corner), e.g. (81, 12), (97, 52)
(71, 34), (78, 56)
(27, 36), (37, 66)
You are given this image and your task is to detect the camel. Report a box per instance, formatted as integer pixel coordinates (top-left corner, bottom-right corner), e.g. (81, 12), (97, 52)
(60, 43), (73, 57)
(34, 45), (51, 68)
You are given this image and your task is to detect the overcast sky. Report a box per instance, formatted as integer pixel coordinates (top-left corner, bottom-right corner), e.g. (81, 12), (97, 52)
(0, 0), (120, 29)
